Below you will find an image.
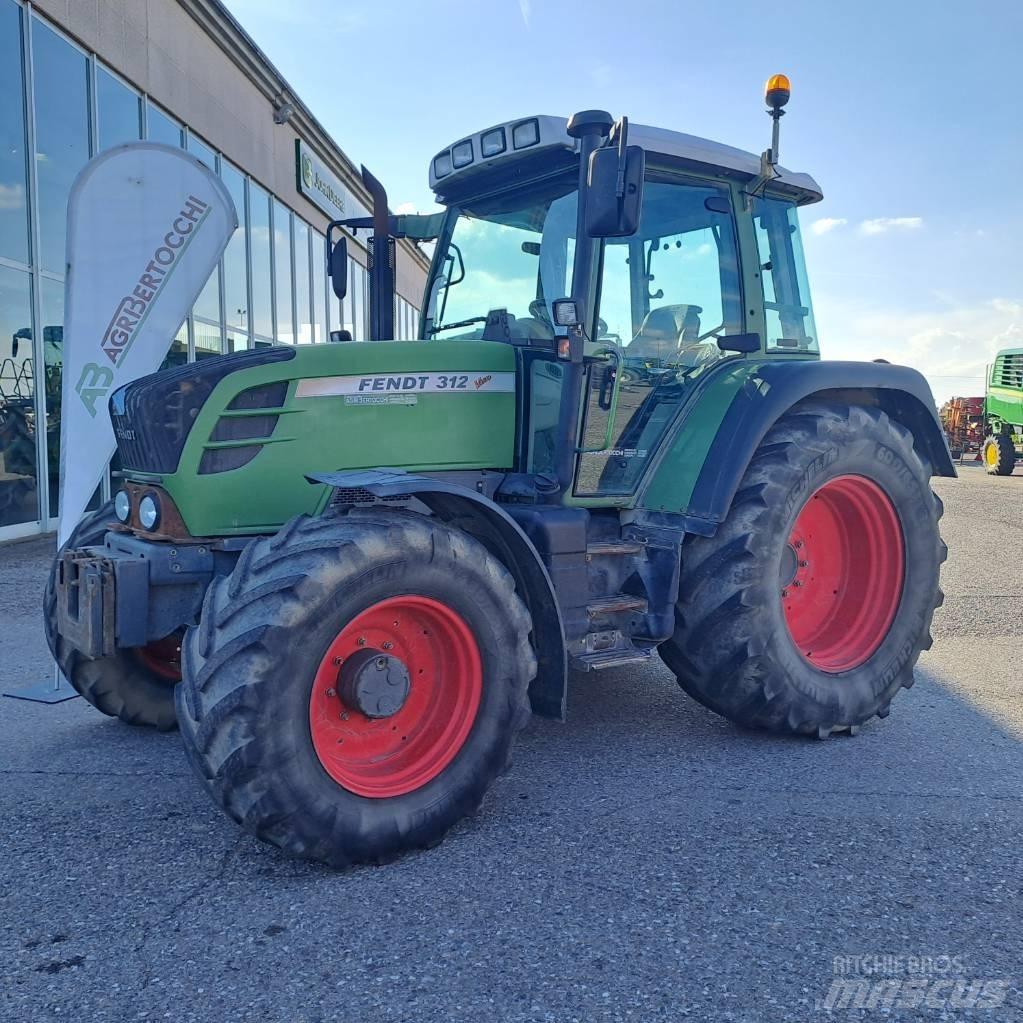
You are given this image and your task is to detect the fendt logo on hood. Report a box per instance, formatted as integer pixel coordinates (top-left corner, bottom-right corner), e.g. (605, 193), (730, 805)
(75, 194), (211, 418)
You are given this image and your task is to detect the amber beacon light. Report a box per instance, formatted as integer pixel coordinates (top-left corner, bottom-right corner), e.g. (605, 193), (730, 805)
(765, 74), (791, 111)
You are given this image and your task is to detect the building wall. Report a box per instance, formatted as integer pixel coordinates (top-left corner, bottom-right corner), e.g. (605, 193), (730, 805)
(0, 0), (430, 541)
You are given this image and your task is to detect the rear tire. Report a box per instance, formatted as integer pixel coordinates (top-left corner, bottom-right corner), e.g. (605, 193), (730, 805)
(176, 509), (536, 868)
(660, 402), (946, 735)
(43, 502), (180, 730)
(983, 434), (1016, 476)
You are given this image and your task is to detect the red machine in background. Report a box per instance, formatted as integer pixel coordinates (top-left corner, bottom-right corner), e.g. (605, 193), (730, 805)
(939, 396), (985, 458)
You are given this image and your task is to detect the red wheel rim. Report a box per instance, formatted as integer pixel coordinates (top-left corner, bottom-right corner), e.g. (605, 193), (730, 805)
(309, 595), (482, 799)
(135, 632), (182, 681)
(781, 475), (904, 673)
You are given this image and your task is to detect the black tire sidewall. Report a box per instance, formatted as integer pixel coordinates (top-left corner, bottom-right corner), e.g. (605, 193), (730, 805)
(199, 521), (532, 859)
(752, 421), (939, 722)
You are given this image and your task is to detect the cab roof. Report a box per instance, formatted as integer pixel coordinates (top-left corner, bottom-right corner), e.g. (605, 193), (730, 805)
(430, 114), (823, 206)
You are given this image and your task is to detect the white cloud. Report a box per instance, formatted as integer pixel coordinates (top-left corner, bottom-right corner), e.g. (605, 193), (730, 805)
(810, 217), (847, 236)
(815, 295), (1022, 404)
(394, 201), (417, 215)
(0, 183), (25, 212)
(518, 0), (531, 27)
(858, 216), (924, 236)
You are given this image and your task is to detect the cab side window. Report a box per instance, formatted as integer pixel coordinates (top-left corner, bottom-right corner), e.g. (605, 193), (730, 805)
(753, 198), (818, 353)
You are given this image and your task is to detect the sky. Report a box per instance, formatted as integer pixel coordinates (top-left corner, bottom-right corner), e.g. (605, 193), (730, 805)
(225, 0), (1022, 404)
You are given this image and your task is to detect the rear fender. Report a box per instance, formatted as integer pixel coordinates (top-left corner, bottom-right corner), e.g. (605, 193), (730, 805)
(643, 360), (955, 536)
(307, 469), (568, 720)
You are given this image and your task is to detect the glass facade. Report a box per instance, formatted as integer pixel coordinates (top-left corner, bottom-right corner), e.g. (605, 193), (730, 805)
(96, 67), (142, 152)
(0, 264), (36, 528)
(33, 19), (90, 276)
(248, 183), (273, 343)
(0, 1), (420, 539)
(0, 0), (30, 267)
(272, 200), (294, 344)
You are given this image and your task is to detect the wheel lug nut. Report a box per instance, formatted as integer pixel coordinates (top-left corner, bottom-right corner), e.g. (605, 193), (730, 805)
(325, 687), (336, 698)
(340, 712), (349, 721)
(332, 656), (342, 666)
(357, 637), (366, 646)
(382, 641), (393, 650)
(799, 560), (809, 568)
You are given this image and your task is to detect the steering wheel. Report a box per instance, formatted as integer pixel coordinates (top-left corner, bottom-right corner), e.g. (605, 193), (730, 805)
(697, 323), (725, 342)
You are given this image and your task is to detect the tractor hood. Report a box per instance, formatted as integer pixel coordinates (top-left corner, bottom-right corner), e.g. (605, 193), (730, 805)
(110, 341), (517, 536)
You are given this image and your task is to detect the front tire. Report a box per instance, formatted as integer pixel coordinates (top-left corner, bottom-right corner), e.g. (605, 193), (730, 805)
(983, 434), (1016, 476)
(660, 402), (946, 735)
(176, 509), (536, 868)
(43, 502), (180, 730)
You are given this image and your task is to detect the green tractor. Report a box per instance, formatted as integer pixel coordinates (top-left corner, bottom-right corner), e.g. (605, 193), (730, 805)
(981, 348), (1022, 475)
(47, 79), (952, 867)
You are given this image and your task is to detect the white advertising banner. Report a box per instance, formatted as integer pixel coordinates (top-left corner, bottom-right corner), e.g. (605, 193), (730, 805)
(58, 142), (237, 545)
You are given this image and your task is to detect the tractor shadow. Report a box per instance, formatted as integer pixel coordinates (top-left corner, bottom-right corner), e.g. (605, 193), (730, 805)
(509, 645), (1023, 826)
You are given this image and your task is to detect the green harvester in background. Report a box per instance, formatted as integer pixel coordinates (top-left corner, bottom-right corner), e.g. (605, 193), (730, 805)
(46, 76), (954, 868)
(982, 348), (1023, 475)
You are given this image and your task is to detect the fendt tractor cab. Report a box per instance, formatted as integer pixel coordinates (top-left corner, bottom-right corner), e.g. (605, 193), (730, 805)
(48, 78), (953, 867)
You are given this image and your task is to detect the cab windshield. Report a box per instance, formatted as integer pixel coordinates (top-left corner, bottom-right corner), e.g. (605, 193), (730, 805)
(424, 178), (578, 341)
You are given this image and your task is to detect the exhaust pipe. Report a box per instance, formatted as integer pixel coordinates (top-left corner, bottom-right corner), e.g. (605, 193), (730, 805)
(360, 165), (395, 341)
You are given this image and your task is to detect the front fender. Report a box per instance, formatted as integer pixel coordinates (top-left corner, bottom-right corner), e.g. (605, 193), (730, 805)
(307, 469), (568, 720)
(643, 360), (955, 535)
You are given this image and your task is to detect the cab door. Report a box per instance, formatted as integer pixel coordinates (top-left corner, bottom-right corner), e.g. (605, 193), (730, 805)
(573, 175), (746, 500)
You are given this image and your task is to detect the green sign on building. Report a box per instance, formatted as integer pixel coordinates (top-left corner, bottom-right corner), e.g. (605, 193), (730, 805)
(296, 139), (348, 220)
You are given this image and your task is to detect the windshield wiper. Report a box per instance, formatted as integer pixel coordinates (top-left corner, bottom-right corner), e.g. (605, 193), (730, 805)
(427, 316), (488, 336)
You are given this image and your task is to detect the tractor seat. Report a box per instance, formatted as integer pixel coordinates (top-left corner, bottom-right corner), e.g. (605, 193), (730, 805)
(626, 304), (702, 363)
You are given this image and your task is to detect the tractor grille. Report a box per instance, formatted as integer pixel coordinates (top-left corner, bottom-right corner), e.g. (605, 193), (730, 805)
(109, 348), (295, 474)
(198, 381), (291, 475)
(992, 353), (1023, 390)
(328, 488), (410, 507)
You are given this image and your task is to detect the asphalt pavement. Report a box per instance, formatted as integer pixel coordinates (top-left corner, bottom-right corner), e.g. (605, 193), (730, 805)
(2, 463), (1022, 1022)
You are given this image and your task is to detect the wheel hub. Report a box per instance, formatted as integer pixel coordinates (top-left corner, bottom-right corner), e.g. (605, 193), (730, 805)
(337, 648), (411, 719)
(780, 475), (905, 673)
(308, 595), (483, 799)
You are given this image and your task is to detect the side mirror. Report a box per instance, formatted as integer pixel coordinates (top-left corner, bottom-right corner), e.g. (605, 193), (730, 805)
(585, 144), (645, 238)
(326, 223), (348, 300)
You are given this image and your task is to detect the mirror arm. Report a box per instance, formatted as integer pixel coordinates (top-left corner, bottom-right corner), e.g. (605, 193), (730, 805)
(613, 116), (629, 198)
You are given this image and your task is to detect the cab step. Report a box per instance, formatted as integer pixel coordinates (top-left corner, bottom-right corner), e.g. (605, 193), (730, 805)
(586, 540), (644, 557)
(587, 593), (648, 616)
(571, 647), (653, 671)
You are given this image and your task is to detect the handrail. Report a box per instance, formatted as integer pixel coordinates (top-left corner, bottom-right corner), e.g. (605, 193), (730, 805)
(576, 345), (623, 454)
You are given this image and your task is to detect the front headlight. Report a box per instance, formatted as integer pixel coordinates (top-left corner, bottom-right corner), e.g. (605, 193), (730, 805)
(138, 493), (160, 531)
(114, 488), (131, 523)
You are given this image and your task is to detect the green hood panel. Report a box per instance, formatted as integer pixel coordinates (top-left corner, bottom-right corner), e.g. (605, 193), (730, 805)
(142, 341), (517, 536)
